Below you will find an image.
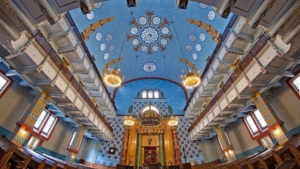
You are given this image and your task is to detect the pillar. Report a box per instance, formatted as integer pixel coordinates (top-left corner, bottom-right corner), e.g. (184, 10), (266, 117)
(136, 134), (142, 167)
(171, 128), (181, 165)
(121, 127), (130, 165)
(66, 125), (86, 163)
(11, 91), (50, 146)
(252, 91), (290, 145)
(159, 134), (165, 166)
(215, 126), (236, 162)
(199, 142), (209, 163)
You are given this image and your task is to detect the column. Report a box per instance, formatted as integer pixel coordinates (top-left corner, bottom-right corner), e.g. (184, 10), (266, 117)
(67, 125), (86, 163)
(11, 91), (50, 146)
(199, 142), (209, 163)
(159, 134), (165, 166)
(171, 128), (181, 165)
(215, 126), (236, 162)
(136, 134), (142, 167)
(120, 127), (130, 165)
(252, 91), (290, 145)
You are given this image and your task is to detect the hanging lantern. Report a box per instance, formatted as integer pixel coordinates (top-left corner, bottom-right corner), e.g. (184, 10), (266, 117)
(104, 68), (122, 87)
(182, 70), (201, 89)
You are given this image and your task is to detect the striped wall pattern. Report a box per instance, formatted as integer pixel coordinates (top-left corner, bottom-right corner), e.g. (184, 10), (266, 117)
(215, 127), (231, 151)
(11, 90), (50, 146)
(252, 92), (290, 145)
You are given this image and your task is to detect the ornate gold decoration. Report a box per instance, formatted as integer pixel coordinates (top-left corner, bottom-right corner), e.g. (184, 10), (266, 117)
(101, 57), (124, 77)
(231, 58), (240, 69)
(182, 71), (201, 89)
(62, 57), (71, 68)
(82, 17), (114, 42)
(177, 58), (200, 76)
(104, 68), (122, 87)
(187, 19), (221, 43)
(139, 106), (162, 127)
(168, 116), (178, 126)
(124, 116), (135, 126)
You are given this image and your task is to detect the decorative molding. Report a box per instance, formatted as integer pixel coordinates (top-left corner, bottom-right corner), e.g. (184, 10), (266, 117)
(187, 19), (221, 43)
(81, 17), (114, 42)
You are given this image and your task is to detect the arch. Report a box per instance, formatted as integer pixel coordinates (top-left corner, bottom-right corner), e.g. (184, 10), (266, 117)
(141, 104), (160, 114)
(112, 77), (188, 101)
(187, 19), (221, 43)
(81, 17), (114, 42)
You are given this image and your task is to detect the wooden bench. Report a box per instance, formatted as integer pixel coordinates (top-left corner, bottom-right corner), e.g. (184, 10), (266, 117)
(0, 136), (93, 169)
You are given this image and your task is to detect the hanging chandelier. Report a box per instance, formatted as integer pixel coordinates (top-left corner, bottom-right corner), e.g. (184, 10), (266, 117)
(139, 106), (162, 127)
(182, 70), (201, 89)
(168, 116), (179, 126)
(123, 116), (134, 126)
(104, 68), (122, 87)
(170, 15), (201, 89)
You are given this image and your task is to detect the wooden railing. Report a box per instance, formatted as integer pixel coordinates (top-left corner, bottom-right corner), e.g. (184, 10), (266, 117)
(0, 136), (93, 169)
(192, 134), (300, 169)
(84, 162), (116, 169)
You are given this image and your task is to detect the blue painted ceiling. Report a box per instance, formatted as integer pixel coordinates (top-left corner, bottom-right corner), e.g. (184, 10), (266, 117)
(70, 0), (232, 114)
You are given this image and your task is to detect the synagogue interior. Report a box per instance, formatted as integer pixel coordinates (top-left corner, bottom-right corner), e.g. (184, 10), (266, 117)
(0, 0), (300, 169)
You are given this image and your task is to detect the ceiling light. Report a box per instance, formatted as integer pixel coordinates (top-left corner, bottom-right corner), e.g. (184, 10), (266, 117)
(182, 71), (201, 89)
(168, 116), (178, 126)
(139, 105), (162, 127)
(124, 116), (134, 126)
(104, 68), (122, 87)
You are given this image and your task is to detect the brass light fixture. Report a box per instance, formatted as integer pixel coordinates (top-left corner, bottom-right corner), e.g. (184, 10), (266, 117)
(168, 116), (178, 126)
(104, 68), (122, 88)
(123, 116), (134, 126)
(139, 105), (162, 127)
(182, 70), (201, 89)
(170, 16), (200, 89)
(104, 14), (133, 88)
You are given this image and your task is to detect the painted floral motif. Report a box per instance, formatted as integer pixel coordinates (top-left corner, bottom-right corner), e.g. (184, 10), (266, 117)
(141, 27), (159, 44)
(143, 62), (156, 72)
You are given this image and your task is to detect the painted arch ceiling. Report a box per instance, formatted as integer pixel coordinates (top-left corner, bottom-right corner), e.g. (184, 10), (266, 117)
(69, 0), (232, 114)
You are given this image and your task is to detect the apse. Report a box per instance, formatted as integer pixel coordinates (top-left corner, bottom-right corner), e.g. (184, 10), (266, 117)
(114, 79), (186, 114)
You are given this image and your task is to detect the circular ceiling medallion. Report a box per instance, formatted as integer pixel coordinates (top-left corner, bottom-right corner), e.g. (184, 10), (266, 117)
(192, 53), (198, 60)
(195, 44), (201, 51)
(152, 17), (161, 25)
(95, 2), (102, 8)
(186, 45), (192, 52)
(130, 27), (138, 35)
(109, 45), (115, 51)
(199, 33), (206, 41)
(141, 45), (148, 51)
(199, 3), (208, 9)
(152, 45), (159, 52)
(160, 39), (168, 46)
(180, 68), (185, 73)
(189, 34), (196, 42)
(132, 39), (139, 46)
(86, 12), (94, 20)
(208, 11), (216, 20)
(143, 62), (156, 72)
(139, 17), (147, 25)
(96, 32), (102, 41)
(105, 34), (112, 41)
(100, 43), (106, 51)
(104, 53), (109, 60)
(128, 12), (172, 54)
(141, 27), (159, 44)
(161, 27), (169, 34)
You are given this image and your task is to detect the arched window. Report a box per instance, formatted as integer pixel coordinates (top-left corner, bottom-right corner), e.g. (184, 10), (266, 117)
(148, 90), (153, 98)
(141, 105), (159, 114)
(154, 90), (159, 98)
(142, 90), (147, 98)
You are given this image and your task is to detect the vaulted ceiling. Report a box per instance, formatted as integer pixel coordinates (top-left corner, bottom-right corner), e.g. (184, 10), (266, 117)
(69, 0), (232, 114)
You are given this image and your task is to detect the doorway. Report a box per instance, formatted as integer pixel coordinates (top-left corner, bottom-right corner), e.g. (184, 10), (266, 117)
(144, 147), (157, 164)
